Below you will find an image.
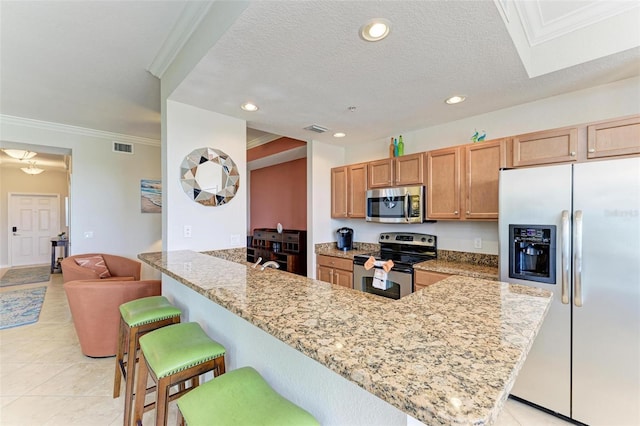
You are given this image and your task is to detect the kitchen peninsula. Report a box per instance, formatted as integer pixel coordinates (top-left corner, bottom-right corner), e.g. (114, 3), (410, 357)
(139, 250), (551, 426)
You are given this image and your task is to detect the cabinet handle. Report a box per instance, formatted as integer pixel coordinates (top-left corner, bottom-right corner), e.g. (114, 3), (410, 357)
(454, 210), (459, 215)
(570, 151), (576, 156)
(466, 211), (470, 215)
(588, 148), (595, 153)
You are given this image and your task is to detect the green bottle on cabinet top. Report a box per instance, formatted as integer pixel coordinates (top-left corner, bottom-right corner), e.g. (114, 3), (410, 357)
(398, 135), (404, 156)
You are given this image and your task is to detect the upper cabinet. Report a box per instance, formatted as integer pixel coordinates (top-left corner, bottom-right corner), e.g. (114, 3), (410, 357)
(331, 163), (367, 218)
(426, 147), (461, 219)
(512, 127), (578, 167)
(427, 139), (506, 220)
(587, 116), (640, 160)
(368, 153), (424, 188)
(465, 140), (506, 219)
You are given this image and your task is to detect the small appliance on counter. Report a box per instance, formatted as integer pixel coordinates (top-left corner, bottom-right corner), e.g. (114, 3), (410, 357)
(336, 227), (354, 251)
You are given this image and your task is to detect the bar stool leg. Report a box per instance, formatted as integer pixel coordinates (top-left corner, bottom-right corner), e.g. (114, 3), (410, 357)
(133, 350), (150, 426)
(113, 316), (127, 398)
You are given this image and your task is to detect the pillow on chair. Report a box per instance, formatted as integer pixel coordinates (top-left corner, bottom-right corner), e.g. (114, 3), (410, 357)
(74, 255), (112, 279)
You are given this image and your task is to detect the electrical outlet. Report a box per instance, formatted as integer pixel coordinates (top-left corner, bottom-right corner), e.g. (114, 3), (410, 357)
(183, 225), (192, 238)
(230, 234), (242, 245)
(474, 237), (482, 249)
(84, 231), (94, 238)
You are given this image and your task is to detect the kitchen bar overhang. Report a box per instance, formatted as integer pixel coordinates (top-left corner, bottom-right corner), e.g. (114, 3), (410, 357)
(139, 250), (552, 425)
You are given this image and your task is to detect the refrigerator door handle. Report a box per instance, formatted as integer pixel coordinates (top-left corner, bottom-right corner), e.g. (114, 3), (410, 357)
(574, 210), (584, 307)
(561, 210), (570, 304)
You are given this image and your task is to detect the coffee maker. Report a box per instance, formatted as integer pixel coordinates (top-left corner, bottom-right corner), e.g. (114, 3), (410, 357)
(336, 227), (354, 251)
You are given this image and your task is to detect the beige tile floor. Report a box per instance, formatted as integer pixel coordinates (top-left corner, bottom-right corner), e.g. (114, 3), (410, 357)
(0, 269), (573, 425)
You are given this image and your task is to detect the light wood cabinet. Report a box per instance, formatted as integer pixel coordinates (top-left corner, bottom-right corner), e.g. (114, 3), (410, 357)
(512, 127), (578, 167)
(465, 140), (506, 219)
(368, 153), (424, 188)
(331, 163), (367, 218)
(427, 147), (461, 219)
(316, 255), (353, 289)
(427, 140), (505, 220)
(587, 116), (640, 159)
(414, 270), (451, 292)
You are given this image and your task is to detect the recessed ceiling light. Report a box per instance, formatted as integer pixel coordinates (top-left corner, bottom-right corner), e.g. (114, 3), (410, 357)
(241, 102), (259, 112)
(445, 95), (466, 105)
(333, 132), (346, 138)
(360, 19), (391, 42)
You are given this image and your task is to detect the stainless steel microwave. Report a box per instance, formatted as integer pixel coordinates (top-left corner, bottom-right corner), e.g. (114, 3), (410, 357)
(366, 186), (424, 223)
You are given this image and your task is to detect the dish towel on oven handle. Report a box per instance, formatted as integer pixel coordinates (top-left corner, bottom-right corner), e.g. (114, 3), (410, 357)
(364, 256), (394, 290)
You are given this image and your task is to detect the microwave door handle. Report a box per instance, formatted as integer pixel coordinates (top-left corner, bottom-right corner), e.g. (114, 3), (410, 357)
(404, 193), (410, 222)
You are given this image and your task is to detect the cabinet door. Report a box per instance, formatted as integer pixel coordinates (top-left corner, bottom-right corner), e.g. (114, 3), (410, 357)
(465, 140), (505, 220)
(331, 167), (348, 218)
(317, 265), (333, 283)
(395, 153), (424, 185)
(512, 127), (578, 166)
(368, 159), (393, 188)
(587, 116), (640, 159)
(427, 147), (461, 219)
(333, 269), (353, 289)
(348, 163), (367, 218)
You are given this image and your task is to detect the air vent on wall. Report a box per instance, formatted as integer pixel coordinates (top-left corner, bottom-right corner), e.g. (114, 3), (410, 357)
(304, 124), (328, 133)
(113, 141), (134, 154)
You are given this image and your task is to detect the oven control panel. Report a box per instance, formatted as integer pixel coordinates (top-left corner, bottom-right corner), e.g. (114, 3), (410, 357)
(378, 232), (436, 247)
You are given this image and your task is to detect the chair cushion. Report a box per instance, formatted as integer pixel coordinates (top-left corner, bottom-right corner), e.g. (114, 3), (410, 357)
(139, 322), (225, 378)
(177, 367), (319, 426)
(119, 296), (181, 327)
(74, 255), (111, 278)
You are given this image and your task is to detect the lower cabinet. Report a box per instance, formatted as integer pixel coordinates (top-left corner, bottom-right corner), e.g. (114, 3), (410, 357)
(414, 270), (451, 292)
(316, 255), (353, 289)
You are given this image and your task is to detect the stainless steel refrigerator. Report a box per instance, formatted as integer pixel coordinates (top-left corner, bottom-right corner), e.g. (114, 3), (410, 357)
(498, 157), (640, 426)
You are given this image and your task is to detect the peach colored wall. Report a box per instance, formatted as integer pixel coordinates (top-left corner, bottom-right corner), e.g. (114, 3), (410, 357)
(250, 157), (307, 233)
(247, 137), (306, 162)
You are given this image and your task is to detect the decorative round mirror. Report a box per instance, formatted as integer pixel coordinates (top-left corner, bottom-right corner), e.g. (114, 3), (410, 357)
(180, 147), (240, 206)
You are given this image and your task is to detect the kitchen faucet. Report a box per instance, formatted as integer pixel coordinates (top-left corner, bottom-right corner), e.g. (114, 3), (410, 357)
(260, 260), (280, 271)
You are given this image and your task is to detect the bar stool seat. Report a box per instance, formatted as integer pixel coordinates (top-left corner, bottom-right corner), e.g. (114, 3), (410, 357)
(113, 296), (181, 426)
(177, 366), (319, 426)
(133, 322), (226, 426)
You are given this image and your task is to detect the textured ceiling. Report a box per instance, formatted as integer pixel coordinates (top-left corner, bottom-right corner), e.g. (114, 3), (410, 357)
(1, 0), (639, 149)
(172, 0), (640, 145)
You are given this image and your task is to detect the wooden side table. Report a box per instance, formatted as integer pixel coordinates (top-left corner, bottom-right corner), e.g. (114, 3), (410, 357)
(51, 239), (69, 273)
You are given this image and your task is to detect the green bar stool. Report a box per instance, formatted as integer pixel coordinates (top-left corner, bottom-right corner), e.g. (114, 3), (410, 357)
(132, 322), (226, 426)
(113, 296), (182, 426)
(177, 366), (319, 426)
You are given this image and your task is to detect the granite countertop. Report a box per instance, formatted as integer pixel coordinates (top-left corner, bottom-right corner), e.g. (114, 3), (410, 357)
(413, 260), (499, 281)
(139, 250), (551, 426)
(316, 242), (500, 280)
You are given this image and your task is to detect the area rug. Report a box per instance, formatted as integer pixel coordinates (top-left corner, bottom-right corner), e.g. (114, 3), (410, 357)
(0, 266), (50, 288)
(0, 286), (47, 330)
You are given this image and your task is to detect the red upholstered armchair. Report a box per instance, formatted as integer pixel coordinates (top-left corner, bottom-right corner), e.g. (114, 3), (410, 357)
(63, 279), (162, 357)
(61, 253), (141, 283)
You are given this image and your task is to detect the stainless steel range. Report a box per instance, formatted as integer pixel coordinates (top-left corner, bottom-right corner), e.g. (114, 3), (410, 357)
(353, 232), (437, 299)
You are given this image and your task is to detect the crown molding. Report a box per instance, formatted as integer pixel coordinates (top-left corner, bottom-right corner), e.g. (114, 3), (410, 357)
(246, 133), (282, 149)
(0, 114), (160, 146)
(146, 1), (214, 78)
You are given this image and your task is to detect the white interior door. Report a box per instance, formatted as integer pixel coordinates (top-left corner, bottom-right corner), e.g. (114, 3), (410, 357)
(9, 194), (60, 267)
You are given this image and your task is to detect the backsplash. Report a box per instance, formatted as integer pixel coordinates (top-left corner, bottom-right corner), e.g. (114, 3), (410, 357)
(437, 250), (498, 267)
(314, 241), (380, 253)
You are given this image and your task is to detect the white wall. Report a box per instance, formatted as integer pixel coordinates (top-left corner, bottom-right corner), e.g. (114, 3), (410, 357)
(0, 118), (162, 277)
(307, 140), (346, 275)
(335, 76), (640, 255)
(164, 100), (246, 251)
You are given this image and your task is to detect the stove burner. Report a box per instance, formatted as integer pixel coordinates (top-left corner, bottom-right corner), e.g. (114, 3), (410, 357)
(353, 232), (437, 272)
